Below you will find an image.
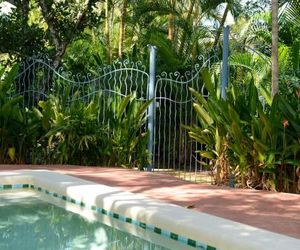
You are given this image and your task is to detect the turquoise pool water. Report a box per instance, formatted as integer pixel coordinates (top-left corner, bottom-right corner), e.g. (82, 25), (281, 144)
(0, 192), (171, 250)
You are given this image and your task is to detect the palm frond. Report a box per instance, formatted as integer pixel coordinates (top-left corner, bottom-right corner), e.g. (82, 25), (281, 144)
(279, 0), (300, 28)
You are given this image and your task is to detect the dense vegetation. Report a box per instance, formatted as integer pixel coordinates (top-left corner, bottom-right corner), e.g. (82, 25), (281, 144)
(0, 0), (272, 72)
(0, 65), (150, 169)
(185, 70), (300, 192)
(0, 0), (300, 192)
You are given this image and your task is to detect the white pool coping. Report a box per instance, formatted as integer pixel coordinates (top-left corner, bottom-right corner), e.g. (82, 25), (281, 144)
(0, 169), (299, 250)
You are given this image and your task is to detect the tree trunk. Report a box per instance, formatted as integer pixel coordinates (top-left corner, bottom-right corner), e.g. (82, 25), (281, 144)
(39, 0), (91, 68)
(105, 0), (111, 64)
(21, 0), (30, 18)
(118, 0), (128, 59)
(168, 0), (175, 41)
(213, 3), (230, 47)
(179, 0), (196, 56)
(271, 0), (279, 98)
(38, 0), (64, 68)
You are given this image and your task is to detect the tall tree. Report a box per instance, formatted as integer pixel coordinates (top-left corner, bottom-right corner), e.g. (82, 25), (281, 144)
(38, 0), (99, 68)
(271, 0), (279, 98)
(0, 0), (45, 63)
(213, 2), (230, 47)
(210, 0), (243, 47)
(178, 0), (196, 55)
(168, 0), (175, 41)
(105, 0), (112, 63)
(0, 0), (101, 67)
(118, 0), (128, 58)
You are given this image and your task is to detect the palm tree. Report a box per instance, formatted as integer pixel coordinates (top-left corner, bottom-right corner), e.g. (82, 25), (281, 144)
(168, 0), (175, 41)
(213, 2), (230, 47)
(178, 0), (197, 55)
(280, 0), (300, 28)
(271, 0), (279, 98)
(118, 0), (128, 58)
(105, 0), (112, 64)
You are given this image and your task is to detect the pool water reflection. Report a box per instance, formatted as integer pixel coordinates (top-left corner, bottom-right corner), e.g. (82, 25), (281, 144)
(0, 192), (171, 250)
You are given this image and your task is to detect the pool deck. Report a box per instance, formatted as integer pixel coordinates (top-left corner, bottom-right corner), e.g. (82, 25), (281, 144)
(1, 165), (299, 240)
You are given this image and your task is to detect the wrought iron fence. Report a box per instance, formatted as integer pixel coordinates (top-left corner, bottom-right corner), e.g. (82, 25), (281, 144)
(153, 54), (219, 183)
(7, 24), (297, 186)
(13, 47), (221, 184)
(14, 55), (149, 105)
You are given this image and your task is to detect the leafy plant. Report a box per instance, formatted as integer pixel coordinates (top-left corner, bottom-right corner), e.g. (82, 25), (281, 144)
(0, 64), (43, 163)
(185, 69), (300, 192)
(106, 93), (151, 170)
(183, 70), (229, 185)
(39, 93), (106, 165)
(37, 91), (151, 169)
(0, 64), (23, 162)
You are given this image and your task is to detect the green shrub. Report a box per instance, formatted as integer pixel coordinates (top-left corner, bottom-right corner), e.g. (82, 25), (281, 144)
(185, 69), (300, 192)
(37, 92), (150, 169)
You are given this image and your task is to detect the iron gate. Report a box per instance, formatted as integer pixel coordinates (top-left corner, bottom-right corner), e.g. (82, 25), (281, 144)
(13, 49), (219, 183)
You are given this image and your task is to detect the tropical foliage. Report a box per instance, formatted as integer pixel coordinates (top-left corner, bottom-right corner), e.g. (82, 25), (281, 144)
(0, 0), (256, 72)
(1, 1), (300, 193)
(185, 69), (300, 193)
(0, 65), (150, 169)
(0, 64), (44, 163)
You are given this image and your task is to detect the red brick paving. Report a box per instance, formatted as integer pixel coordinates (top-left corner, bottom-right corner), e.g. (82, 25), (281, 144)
(1, 165), (299, 239)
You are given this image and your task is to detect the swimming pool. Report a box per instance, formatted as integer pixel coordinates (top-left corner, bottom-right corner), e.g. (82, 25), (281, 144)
(0, 170), (299, 250)
(0, 190), (178, 250)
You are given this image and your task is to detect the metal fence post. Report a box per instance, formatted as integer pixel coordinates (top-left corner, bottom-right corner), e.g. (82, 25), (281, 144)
(147, 45), (157, 171)
(221, 25), (230, 99)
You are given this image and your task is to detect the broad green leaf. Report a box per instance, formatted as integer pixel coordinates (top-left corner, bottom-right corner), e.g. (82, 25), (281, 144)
(201, 69), (215, 97)
(8, 147), (15, 162)
(198, 151), (215, 159)
(117, 94), (131, 118)
(193, 103), (213, 126)
(189, 88), (208, 108)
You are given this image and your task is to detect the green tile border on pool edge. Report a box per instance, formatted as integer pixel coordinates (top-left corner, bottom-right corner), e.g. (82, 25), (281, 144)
(0, 183), (219, 250)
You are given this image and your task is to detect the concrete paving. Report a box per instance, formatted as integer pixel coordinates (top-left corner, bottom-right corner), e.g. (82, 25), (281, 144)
(1, 165), (299, 240)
